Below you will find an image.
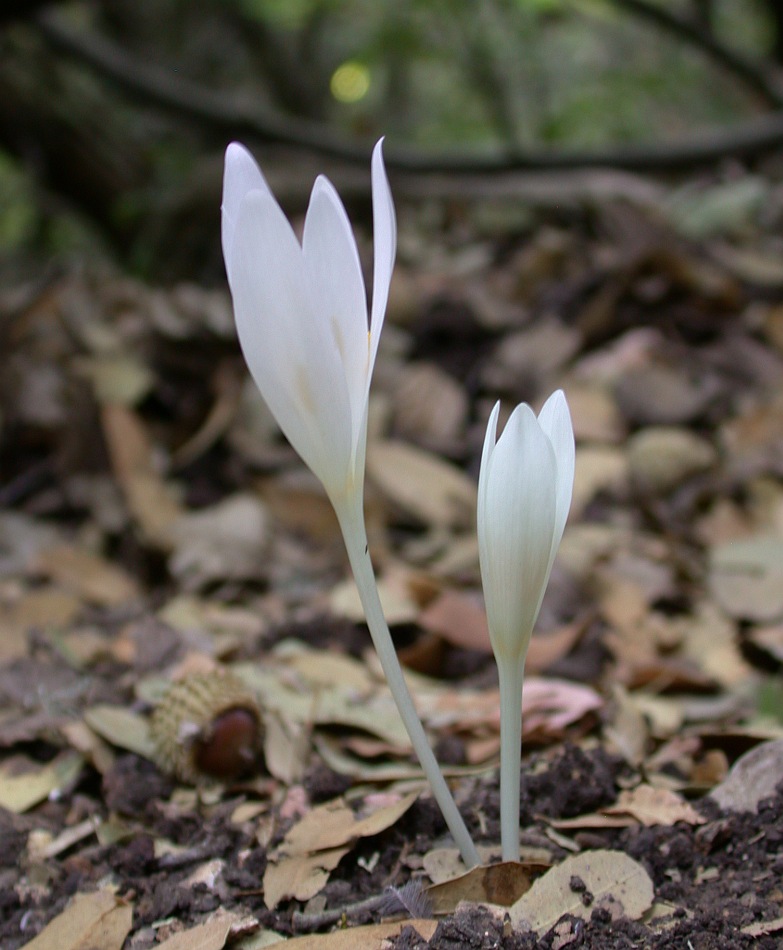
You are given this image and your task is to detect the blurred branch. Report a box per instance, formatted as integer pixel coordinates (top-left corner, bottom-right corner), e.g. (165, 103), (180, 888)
(35, 8), (783, 172)
(609, 0), (783, 108)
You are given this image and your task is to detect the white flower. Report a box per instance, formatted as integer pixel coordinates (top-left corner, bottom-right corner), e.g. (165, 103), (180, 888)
(221, 139), (396, 507)
(222, 141), (480, 866)
(478, 391), (575, 663)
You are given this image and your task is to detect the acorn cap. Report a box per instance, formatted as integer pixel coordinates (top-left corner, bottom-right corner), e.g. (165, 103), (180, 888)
(150, 670), (263, 783)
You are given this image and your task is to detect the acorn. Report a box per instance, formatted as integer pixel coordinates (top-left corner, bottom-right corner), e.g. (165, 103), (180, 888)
(150, 670), (263, 783)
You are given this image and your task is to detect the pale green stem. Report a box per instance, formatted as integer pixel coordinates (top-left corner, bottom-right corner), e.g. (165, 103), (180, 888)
(334, 495), (480, 869)
(497, 655), (524, 862)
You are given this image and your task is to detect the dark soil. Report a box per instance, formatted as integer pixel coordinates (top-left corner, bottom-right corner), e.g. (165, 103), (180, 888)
(3, 739), (782, 949)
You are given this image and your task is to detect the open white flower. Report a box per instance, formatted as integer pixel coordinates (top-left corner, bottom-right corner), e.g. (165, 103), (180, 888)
(221, 138), (395, 508)
(221, 140), (479, 867)
(478, 390), (574, 860)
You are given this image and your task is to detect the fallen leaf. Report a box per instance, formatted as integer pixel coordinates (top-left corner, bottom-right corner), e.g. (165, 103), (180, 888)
(76, 353), (154, 406)
(0, 587), (82, 657)
(709, 536), (783, 622)
(509, 850), (654, 935)
(100, 403), (183, 548)
(236, 660), (410, 750)
(0, 751), (84, 813)
(154, 915), (232, 950)
(603, 785), (705, 826)
(263, 845), (351, 909)
(282, 791), (419, 855)
(709, 738), (783, 812)
(521, 678), (604, 740)
(168, 492), (271, 588)
(367, 440), (477, 529)
(263, 792), (419, 909)
(417, 589), (491, 652)
(427, 861), (547, 914)
(83, 705), (157, 760)
(330, 569), (419, 626)
(35, 543), (140, 607)
(19, 890), (132, 950)
(571, 446), (628, 518)
(392, 361), (468, 450)
(741, 916), (783, 937)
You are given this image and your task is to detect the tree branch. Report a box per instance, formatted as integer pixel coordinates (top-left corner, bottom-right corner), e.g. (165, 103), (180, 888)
(609, 0), (783, 108)
(35, 8), (783, 173)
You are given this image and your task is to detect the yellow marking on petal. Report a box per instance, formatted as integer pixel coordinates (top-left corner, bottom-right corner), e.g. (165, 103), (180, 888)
(295, 365), (316, 415)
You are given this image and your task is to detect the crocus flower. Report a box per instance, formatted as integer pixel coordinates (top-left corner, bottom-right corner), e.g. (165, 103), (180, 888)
(221, 141), (479, 868)
(221, 138), (395, 511)
(478, 391), (574, 860)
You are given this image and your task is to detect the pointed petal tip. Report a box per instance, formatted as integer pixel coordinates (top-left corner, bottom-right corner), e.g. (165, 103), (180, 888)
(224, 141), (255, 169)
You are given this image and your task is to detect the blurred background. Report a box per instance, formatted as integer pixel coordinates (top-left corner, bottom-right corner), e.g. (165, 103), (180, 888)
(1, 0), (782, 284)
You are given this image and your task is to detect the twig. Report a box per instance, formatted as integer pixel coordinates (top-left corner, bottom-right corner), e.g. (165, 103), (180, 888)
(609, 0), (783, 108)
(34, 9), (783, 172)
(291, 881), (432, 933)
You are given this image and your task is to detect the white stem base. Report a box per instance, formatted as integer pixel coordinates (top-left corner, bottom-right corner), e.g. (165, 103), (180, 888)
(498, 659), (524, 862)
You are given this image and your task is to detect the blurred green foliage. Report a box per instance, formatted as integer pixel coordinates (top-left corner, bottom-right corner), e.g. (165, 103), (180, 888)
(0, 0), (777, 277)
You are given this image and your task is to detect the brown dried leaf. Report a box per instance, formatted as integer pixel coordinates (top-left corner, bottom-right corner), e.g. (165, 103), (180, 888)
(709, 536), (783, 622)
(168, 493), (271, 588)
(100, 403), (183, 548)
(262, 845), (351, 909)
(19, 891), (132, 950)
(35, 543), (140, 607)
(427, 861), (547, 914)
(392, 361), (468, 450)
(83, 705), (157, 760)
(0, 587), (81, 659)
(153, 914), (232, 950)
(367, 441), (477, 529)
(281, 791), (419, 855)
(0, 751), (84, 814)
(509, 850), (654, 935)
(709, 739), (783, 813)
(418, 589), (491, 653)
(604, 785), (705, 827)
(263, 792), (419, 908)
(521, 678), (604, 741)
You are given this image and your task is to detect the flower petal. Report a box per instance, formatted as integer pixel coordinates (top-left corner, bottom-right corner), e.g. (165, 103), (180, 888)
(302, 176), (369, 460)
(368, 139), (396, 376)
(477, 400), (500, 563)
(226, 189), (352, 493)
(537, 389), (575, 568)
(221, 143), (272, 264)
(478, 403), (557, 661)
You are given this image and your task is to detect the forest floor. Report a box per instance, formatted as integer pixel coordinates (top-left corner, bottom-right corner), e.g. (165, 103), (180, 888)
(2, 160), (783, 949)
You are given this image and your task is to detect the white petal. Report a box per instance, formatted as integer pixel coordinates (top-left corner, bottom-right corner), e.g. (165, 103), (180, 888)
(478, 404), (557, 661)
(477, 401), (500, 576)
(302, 176), (369, 461)
(227, 189), (352, 493)
(221, 143), (272, 265)
(368, 139), (396, 377)
(537, 390), (575, 567)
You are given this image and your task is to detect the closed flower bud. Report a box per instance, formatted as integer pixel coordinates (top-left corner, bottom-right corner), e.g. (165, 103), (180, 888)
(478, 390), (574, 860)
(478, 391), (574, 664)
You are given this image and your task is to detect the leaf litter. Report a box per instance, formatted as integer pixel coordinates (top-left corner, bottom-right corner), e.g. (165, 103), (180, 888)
(1, 168), (783, 949)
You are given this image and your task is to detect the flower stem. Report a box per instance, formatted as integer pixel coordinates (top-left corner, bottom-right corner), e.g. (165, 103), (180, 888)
(497, 658), (524, 862)
(335, 498), (480, 869)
